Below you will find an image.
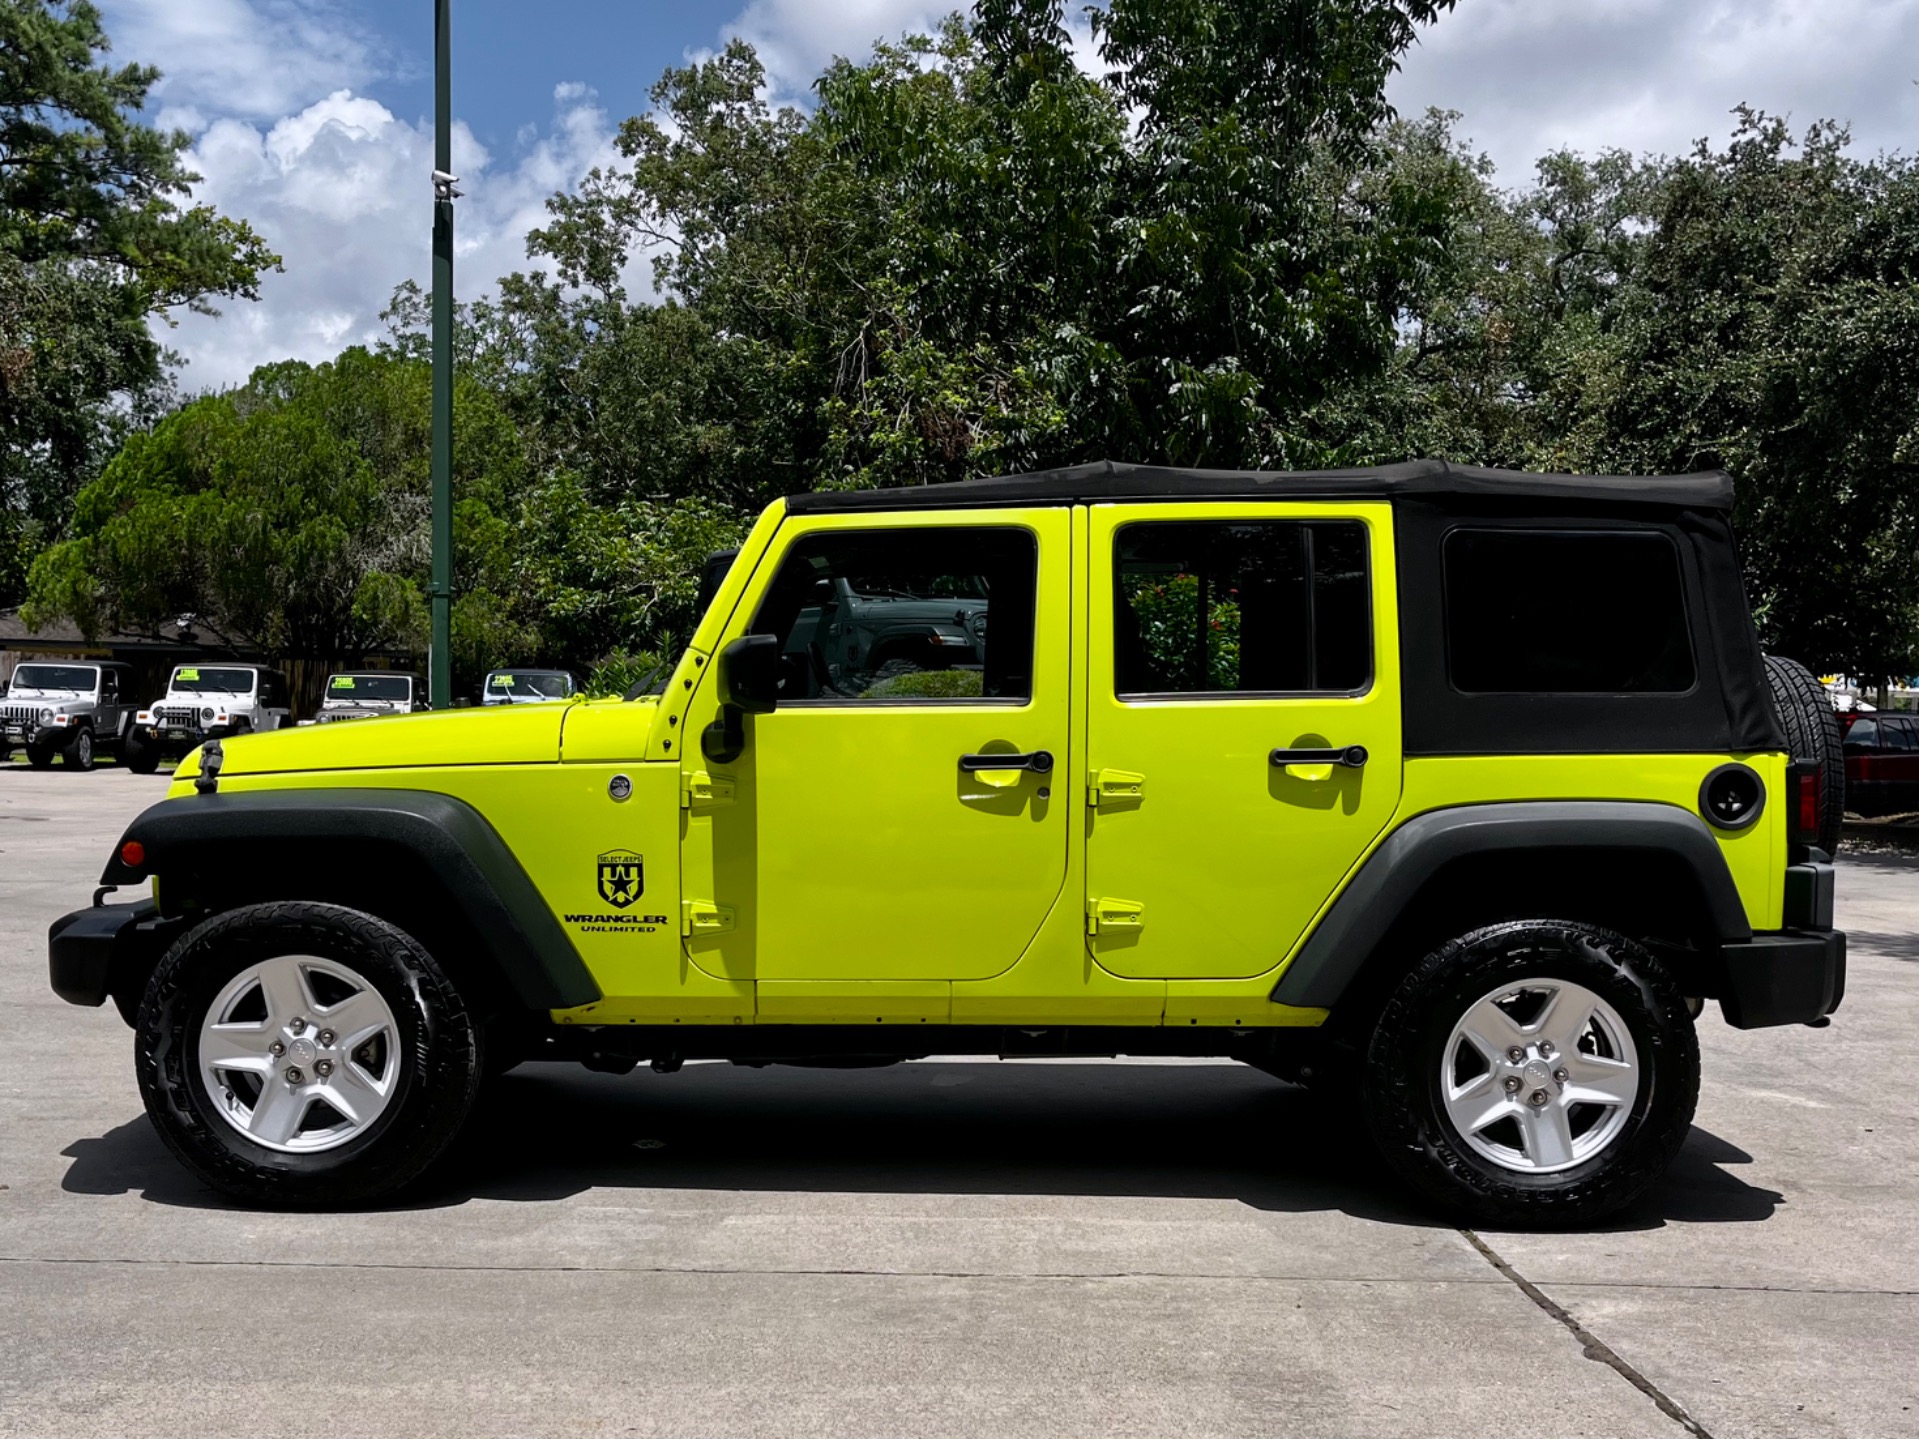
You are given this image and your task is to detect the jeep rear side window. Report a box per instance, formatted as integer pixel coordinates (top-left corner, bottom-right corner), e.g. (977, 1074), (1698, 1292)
(750, 526), (1037, 703)
(1444, 530), (1695, 694)
(1112, 521), (1370, 697)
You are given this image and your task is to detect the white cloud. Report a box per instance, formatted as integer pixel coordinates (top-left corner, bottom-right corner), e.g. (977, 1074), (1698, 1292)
(163, 86), (620, 391)
(722, 0), (947, 98)
(1390, 0), (1919, 185)
(101, 0), (385, 121)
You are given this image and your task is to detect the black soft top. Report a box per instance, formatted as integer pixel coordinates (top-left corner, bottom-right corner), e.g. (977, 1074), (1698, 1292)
(786, 459), (1733, 513)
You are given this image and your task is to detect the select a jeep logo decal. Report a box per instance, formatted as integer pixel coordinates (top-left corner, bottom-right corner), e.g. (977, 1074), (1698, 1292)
(596, 850), (644, 908)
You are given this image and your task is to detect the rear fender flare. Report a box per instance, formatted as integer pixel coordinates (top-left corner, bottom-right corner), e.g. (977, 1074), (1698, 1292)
(1272, 800), (1752, 1009)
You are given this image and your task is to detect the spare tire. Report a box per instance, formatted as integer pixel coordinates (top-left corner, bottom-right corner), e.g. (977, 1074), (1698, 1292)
(1763, 654), (1845, 855)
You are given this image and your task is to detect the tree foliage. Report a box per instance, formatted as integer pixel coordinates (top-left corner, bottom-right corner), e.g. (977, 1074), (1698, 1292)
(21, 0), (1919, 686)
(0, 0), (279, 605)
(24, 350), (533, 696)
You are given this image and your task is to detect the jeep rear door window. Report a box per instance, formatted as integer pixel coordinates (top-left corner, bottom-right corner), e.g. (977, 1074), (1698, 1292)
(1444, 530), (1695, 694)
(1112, 520), (1370, 696)
(750, 526), (1036, 702)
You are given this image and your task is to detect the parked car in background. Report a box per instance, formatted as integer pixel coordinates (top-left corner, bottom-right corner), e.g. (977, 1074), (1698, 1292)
(0, 661), (138, 770)
(311, 671), (427, 724)
(480, 668), (579, 705)
(123, 664), (293, 774)
(1841, 711), (1919, 816)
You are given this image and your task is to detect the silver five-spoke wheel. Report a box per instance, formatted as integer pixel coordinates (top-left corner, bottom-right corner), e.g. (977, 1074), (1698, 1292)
(197, 954), (401, 1153)
(1440, 976), (1640, 1174)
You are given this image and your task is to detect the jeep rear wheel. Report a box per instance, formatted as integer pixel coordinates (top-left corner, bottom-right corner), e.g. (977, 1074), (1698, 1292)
(1363, 920), (1698, 1228)
(136, 902), (483, 1207)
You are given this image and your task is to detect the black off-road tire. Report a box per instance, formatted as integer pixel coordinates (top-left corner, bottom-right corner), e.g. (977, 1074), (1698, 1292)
(1764, 654), (1845, 849)
(121, 728), (161, 775)
(1363, 920), (1699, 1229)
(136, 902), (484, 1207)
(24, 740), (54, 769)
(63, 726), (95, 771)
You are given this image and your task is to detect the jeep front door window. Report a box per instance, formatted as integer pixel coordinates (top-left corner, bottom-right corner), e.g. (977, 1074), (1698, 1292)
(748, 527), (1032, 704)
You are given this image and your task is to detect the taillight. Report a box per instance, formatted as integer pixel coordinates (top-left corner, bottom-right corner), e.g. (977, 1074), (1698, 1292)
(1788, 771), (1819, 840)
(1791, 764), (1822, 844)
(120, 839), (146, 869)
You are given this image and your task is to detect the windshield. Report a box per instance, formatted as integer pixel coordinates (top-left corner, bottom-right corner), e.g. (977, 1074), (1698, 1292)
(11, 664), (98, 693)
(169, 666), (256, 695)
(486, 671), (572, 699)
(325, 674), (412, 703)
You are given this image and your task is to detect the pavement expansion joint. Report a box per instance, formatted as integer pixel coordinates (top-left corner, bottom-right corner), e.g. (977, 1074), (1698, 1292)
(1462, 1229), (1715, 1438)
(0, 1255), (1507, 1284)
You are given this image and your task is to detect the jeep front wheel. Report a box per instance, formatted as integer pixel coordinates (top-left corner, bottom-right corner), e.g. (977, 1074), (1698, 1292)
(1363, 920), (1698, 1227)
(136, 902), (483, 1207)
(121, 727), (160, 774)
(24, 739), (54, 769)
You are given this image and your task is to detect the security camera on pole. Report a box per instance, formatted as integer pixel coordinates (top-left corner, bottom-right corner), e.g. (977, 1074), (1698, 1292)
(429, 0), (457, 710)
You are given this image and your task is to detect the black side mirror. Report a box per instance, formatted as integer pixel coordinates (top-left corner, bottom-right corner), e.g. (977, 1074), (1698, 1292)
(704, 634), (781, 763)
(719, 634), (781, 715)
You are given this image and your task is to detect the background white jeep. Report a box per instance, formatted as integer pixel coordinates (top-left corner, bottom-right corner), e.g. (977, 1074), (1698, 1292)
(124, 664), (293, 774)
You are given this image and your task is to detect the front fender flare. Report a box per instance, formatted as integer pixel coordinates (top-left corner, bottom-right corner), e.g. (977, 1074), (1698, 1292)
(102, 788), (600, 1011)
(1271, 800), (1752, 1008)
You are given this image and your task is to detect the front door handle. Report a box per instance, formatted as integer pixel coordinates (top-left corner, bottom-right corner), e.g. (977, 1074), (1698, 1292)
(1270, 744), (1369, 769)
(959, 750), (1054, 774)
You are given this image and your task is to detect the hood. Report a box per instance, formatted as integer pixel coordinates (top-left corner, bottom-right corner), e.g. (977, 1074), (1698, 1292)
(177, 703), (569, 779)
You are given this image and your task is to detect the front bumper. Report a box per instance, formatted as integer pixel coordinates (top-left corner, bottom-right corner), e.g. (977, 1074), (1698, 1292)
(49, 899), (177, 1024)
(2, 722), (75, 749)
(1720, 929), (1846, 1029)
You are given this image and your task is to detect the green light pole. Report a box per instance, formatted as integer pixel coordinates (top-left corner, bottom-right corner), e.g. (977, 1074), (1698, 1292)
(429, 0), (458, 708)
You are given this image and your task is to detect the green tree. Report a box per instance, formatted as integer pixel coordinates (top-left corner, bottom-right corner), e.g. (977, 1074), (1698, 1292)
(0, 0), (278, 604)
(24, 349), (529, 701)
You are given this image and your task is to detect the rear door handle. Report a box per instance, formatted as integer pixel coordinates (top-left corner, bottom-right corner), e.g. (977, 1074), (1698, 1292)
(1269, 745), (1369, 769)
(960, 750), (1054, 774)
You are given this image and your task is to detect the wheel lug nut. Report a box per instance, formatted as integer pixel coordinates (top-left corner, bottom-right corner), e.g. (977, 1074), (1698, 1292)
(268, 1040), (286, 1057)
(1503, 1075), (1522, 1094)
(1528, 1088), (1549, 1107)
(1553, 1067), (1570, 1084)
(317, 1029), (335, 1047)
(289, 1018), (307, 1035)
(284, 1066), (304, 1085)
(1507, 1047), (1526, 1064)
(1538, 1041), (1555, 1059)
(315, 1059), (333, 1078)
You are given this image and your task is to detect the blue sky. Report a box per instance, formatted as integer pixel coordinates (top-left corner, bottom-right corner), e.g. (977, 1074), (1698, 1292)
(94, 0), (1919, 392)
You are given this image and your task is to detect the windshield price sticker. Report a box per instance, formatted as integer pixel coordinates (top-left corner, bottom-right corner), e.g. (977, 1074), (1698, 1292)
(178, 668), (200, 682)
(331, 676), (356, 690)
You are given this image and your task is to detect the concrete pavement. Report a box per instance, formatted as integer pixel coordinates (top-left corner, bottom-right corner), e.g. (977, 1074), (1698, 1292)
(1, 766), (1914, 1437)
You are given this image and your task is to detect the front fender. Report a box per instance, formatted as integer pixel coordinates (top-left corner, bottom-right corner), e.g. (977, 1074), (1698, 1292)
(102, 788), (601, 1012)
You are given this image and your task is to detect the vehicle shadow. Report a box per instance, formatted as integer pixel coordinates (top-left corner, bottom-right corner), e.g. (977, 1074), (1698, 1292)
(61, 1060), (1783, 1229)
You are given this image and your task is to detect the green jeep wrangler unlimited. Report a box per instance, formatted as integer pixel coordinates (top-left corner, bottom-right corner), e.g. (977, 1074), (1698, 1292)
(48, 461), (1846, 1225)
